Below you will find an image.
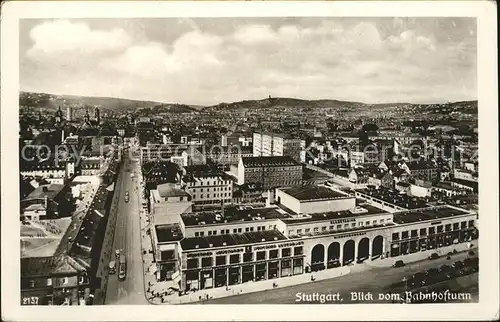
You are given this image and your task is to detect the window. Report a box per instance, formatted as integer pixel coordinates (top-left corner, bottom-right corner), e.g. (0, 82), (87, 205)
(256, 251), (266, 260)
(282, 248), (291, 257)
(294, 246), (303, 256)
(365, 221), (370, 226)
(269, 250), (279, 259)
(288, 230), (294, 235)
(216, 255), (226, 266)
(351, 223), (356, 228)
(250, 227), (254, 232)
(245, 227), (250, 232)
(208, 231), (212, 236)
(468, 220), (475, 228)
(47, 278), (52, 286)
(261, 226), (266, 231)
(226, 229), (230, 234)
(461, 221), (467, 229)
(200, 194), (203, 199)
(411, 230), (418, 238)
(437, 225), (443, 233)
(453, 223), (459, 230)
(337, 224), (342, 229)
(372, 220), (377, 225)
(420, 228), (427, 236)
(445, 224), (451, 232)
(392, 232), (399, 241)
(329, 226), (334, 230)
(257, 226), (261, 231)
(233, 228), (237, 234)
(243, 253), (253, 262)
(313, 227), (319, 232)
(238, 228), (242, 233)
(380, 219), (385, 223)
(195, 232), (199, 237)
(187, 258), (198, 269)
(199, 231), (204, 236)
(305, 228), (310, 233)
(230, 254), (240, 264)
(297, 229), (302, 234)
(429, 227), (436, 235)
(322, 226), (327, 231)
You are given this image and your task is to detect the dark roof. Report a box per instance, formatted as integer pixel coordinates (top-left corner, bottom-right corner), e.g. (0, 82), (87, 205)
(23, 184), (65, 201)
(21, 255), (86, 278)
(393, 206), (471, 224)
(155, 224), (184, 243)
(407, 160), (437, 171)
(180, 230), (287, 250)
(450, 178), (478, 192)
(279, 185), (349, 201)
(181, 206), (289, 226)
(241, 156), (300, 168)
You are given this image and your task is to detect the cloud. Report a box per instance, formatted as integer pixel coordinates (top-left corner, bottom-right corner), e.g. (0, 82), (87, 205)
(21, 19), (477, 105)
(27, 20), (131, 59)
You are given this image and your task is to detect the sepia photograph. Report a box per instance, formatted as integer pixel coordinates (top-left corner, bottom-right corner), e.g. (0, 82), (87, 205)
(1, 1), (498, 321)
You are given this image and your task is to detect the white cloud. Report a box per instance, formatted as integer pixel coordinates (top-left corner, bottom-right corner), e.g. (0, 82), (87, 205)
(22, 19), (476, 105)
(27, 20), (131, 58)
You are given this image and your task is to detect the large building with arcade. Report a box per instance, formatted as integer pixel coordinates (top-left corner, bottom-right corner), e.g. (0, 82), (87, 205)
(149, 185), (478, 292)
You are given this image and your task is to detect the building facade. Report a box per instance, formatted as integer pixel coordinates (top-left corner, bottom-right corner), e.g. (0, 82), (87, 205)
(237, 156), (303, 190)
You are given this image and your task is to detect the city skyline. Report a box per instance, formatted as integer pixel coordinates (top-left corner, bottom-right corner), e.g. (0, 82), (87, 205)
(20, 17), (477, 106)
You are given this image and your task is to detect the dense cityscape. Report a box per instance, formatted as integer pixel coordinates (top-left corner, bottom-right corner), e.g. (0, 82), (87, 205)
(19, 91), (478, 305)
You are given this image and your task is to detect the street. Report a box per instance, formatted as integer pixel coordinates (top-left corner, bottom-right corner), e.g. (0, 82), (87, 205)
(203, 250), (478, 304)
(104, 152), (147, 305)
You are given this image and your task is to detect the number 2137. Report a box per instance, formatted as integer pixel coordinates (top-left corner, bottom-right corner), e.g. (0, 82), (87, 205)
(22, 297), (39, 305)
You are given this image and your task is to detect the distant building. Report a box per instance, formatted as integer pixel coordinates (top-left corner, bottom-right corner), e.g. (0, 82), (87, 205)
(253, 132), (304, 163)
(20, 184), (73, 220)
(182, 173), (234, 210)
(237, 156), (302, 190)
(406, 160), (438, 182)
(66, 106), (73, 122)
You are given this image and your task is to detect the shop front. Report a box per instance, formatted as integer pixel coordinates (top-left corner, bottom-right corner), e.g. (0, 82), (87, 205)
(229, 267), (240, 285)
(293, 258), (304, 275)
(255, 263), (267, 281)
(200, 270), (213, 289)
(242, 265), (254, 283)
(185, 270), (199, 291)
(280, 259), (291, 277)
(268, 261), (279, 279)
(214, 268), (227, 288)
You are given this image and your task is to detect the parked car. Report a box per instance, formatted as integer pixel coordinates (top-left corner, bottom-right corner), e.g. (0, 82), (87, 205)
(393, 260), (405, 267)
(115, 249), (121, 258)
(428, 253), (439, 260)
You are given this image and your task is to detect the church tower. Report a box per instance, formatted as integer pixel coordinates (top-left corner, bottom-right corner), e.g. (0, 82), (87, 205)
(94, 107), (101, 125)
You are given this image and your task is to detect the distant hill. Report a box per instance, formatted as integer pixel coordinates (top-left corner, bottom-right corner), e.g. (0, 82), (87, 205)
(19, 92), (202, 113)
(203, 96), (478, 115)
(203, 97), (367, 111)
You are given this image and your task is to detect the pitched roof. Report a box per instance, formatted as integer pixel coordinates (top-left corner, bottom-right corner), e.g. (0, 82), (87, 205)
(21, 255), (86, 278)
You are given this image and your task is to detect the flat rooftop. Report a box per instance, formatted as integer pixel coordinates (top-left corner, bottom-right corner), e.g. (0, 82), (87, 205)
(180, 230), (287, 250)
(155, 224), (184, 243)
(393, 206), (471, 225)
(181, 206), (290, 226)
(282, 204), (389, 224)
(280, 185), (349, 201)
(356, 187), (430, 209)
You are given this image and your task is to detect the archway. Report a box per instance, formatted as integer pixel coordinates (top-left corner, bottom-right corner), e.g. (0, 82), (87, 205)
(311, 244), (325, 272)
(357, 237), (370, 262)
(372, 235), (384, 259)
(343, 240), (355, 265)
(327, 242), (341, 268)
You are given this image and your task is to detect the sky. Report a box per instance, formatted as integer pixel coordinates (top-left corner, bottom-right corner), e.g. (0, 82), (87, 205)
(19, 17), (477, 106)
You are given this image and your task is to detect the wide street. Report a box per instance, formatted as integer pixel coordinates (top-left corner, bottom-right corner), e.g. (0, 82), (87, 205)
(104, 150), (147, 305)
(203, 251), (478, 304)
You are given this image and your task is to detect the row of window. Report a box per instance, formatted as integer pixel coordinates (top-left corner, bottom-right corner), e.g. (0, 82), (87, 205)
(392, 220), (475, 241)
(186, 247), (304, 269)
(192, 193), (231, 200)
(194, 225), (276, 237)
(193, 199), (232, 205)
(191, 186), (232, 192)
(290, 219), (388, 235)
(190, 180), (232, 186)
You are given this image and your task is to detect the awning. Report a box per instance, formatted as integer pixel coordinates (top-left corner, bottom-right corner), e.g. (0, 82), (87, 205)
(106, 183), (114, 191)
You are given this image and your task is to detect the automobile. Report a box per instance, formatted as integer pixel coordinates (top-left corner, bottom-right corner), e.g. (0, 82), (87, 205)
(428, 253), (439, 260)
(393, 260), (405, 268)
(108, 260), (116, 275)
(115, 249), (121, 258)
